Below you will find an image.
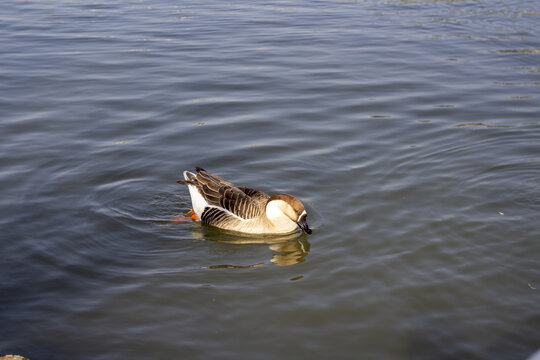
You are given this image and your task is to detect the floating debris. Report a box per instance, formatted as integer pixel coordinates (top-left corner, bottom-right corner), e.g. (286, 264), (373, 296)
(454, 122), (512, 128)
(492, 48), (540, 54)
(202, 263), (265, 269)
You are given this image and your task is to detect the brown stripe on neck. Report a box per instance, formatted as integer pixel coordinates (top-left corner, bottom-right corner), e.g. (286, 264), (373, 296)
(268, 193), (304, 215)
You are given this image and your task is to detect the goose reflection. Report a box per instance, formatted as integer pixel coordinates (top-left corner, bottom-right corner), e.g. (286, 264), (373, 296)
(191, 226), (310, 267)
(268, 237), (310, 266)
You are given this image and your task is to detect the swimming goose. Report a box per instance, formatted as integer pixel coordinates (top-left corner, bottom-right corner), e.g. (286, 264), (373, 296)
(177, 167), (312, 235)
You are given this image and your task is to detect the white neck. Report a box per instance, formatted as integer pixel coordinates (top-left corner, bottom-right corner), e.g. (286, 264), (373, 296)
(265, 201), (298, 233)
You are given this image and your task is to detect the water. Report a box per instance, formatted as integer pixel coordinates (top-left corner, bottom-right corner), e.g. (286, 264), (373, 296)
(1, 0), (539, 359)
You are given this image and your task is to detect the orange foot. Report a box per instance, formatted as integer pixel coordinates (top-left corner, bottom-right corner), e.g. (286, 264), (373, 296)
(170, 209), (199, 224)
(187, 209), (199, 220)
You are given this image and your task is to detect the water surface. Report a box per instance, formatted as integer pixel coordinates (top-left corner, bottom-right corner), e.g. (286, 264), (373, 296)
(1, 0), (539, 359)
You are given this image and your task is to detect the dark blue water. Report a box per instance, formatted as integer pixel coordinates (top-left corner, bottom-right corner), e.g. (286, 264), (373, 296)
(1, 0), (539, 359)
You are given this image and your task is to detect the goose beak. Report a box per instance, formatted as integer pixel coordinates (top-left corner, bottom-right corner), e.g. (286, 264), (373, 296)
(297, 216), (312, 235)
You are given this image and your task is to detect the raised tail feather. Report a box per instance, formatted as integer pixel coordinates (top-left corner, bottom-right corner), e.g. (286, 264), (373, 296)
(176, 179), (196, 185)
(177, 170), (199, 185)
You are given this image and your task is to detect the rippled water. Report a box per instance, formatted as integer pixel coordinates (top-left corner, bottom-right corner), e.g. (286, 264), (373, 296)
(1, 0), (539, 359)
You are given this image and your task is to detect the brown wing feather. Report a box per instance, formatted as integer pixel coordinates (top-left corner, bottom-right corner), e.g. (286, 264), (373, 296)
(185, 168), (267, 220)
(238, 187), (270, 201)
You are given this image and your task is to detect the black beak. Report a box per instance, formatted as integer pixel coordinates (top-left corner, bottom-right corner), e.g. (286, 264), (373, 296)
(297, 215), (312, 235)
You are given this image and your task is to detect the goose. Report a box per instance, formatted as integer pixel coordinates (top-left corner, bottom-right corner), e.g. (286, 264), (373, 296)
(177, 167), (312, 235)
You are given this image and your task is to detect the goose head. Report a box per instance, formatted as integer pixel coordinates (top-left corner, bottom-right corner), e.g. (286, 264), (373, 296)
(266, 194), (312, 234)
